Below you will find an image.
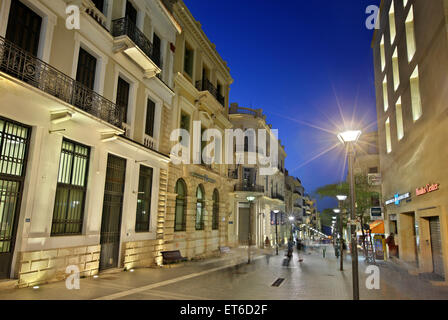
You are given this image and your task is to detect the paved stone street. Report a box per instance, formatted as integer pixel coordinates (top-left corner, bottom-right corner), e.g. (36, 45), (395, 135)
(0, 245), (447, 300)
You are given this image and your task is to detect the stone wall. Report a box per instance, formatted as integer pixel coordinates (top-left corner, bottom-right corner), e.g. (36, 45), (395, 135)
(17, 244), (101, 288)
(122, 239), (164, 270)
(164, 162), (232, 260)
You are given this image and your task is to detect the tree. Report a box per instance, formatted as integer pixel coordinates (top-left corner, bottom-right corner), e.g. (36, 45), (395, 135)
(315, 173), (380, 221)
(315, 173), (381, 258)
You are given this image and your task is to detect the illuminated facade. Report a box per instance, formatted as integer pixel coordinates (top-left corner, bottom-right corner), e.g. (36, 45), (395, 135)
(162, 0), (234, 259)
(0, 0), (179, 286)
(372, 0), (448, 281)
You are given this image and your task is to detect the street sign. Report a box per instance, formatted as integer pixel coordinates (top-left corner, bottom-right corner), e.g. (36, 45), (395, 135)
(370, 207), (383, 220)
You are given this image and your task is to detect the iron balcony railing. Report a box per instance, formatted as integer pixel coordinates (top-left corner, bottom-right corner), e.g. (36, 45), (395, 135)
(196, 78), (225, 106)
(112, 17), (157, 65)
(0, 36), (122, 127)
(271, 193), (284, 201)
(234, 183), (264, 193)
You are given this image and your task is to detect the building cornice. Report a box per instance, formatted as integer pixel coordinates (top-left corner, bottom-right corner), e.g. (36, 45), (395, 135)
(174, 1), (233, 85)
(156, 0), (182, 34)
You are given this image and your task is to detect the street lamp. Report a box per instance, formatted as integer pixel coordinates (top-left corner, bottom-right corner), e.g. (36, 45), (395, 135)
(338, 129), (361, 300)
(289, 216), (294, 239)
(273, 210), (280, 255)
(246, 196), (256, 264)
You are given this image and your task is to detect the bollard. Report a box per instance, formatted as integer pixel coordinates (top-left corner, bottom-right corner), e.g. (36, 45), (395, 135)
(323, 247), (326, 258)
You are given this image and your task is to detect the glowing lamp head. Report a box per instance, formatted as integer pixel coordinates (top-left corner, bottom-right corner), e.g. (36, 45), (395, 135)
(273, 210), (280, 213)
(337, 130), (362, 144)
(289, 216), (294, 222)
(246, 196), (256, 202)
(333, 209), (341, 214)
(336, 195), (347, 201)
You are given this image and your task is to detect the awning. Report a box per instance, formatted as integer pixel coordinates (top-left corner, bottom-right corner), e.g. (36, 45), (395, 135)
(356, 220), (385, 235)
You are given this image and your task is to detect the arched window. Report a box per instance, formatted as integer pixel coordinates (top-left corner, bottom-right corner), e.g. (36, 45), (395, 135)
(195, 185), (205, 230)
(174, 179), (187, 232)
(212, 189), (219, 230)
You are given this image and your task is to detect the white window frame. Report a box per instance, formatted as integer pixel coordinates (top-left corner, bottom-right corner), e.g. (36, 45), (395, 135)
(71, 32), (109, 95)
(113, 64), (139, 138)
(0, 0), (56, 63)
(143, 88), (163, 150)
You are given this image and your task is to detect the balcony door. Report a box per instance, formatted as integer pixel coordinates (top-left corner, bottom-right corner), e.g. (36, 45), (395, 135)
(152, 33), (161, 67)
(5, 0), (42, 56)
(116, 77), (130, 124)
(125, 1), (138, 25)
(76, 48), (97, 90)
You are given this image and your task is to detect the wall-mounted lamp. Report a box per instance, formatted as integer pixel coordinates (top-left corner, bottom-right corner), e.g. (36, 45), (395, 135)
(49, 129), (66, 134)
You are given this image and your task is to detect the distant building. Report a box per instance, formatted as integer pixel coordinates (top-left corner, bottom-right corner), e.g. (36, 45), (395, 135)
(228, 103), (287, 248)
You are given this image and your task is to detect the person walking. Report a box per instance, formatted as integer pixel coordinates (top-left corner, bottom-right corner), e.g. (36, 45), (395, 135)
(386, 233), (397, 257)
(287, 237), (294, 260)
(264, 236), (271, 248)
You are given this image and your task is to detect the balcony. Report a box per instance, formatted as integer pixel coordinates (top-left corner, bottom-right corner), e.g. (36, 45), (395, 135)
(229, 103), (265, 118)
(111, 17), (161, 78)
(234, 183), (264, 193)
(143, 134), (156, 150)
(0, 36), (122, 128)
(195, 79), (225, 106)
(271, 193), (284, 201)
(81, 0), (108, 30)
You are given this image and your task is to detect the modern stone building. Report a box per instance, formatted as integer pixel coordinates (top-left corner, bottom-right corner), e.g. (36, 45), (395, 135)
(0, 0), (180, 286)
(372, 0), (448, 281)
(162, 0), (234, 260)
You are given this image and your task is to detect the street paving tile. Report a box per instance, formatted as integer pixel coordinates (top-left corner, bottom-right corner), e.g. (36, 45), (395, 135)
(0, 246), (447, 300)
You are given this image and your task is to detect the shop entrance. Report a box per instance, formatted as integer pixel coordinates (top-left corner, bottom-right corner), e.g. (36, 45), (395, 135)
(99, 154), (126, 271)
(0, 118), (31, 279)
(238, 206), (250, 245)
(429, 217), (444, 279)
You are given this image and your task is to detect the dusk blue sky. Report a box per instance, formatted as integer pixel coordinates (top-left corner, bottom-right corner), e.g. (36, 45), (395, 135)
(184, 0), (381, 212)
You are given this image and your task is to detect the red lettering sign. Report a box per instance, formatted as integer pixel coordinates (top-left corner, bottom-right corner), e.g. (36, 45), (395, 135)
(416, 183), (439, 196)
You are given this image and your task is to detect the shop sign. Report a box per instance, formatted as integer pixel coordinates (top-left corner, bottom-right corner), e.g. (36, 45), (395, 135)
(190, 172), (216, 183)
(416, 183), (439, 196)
(385, 192), (411, 206)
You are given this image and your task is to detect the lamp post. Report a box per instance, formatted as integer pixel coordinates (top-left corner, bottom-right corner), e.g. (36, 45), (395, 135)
(273, 210), (280, 255)
(337, 130), (361, 301)
(333, 208), (343, 270)
(246, 196), (256, 264)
